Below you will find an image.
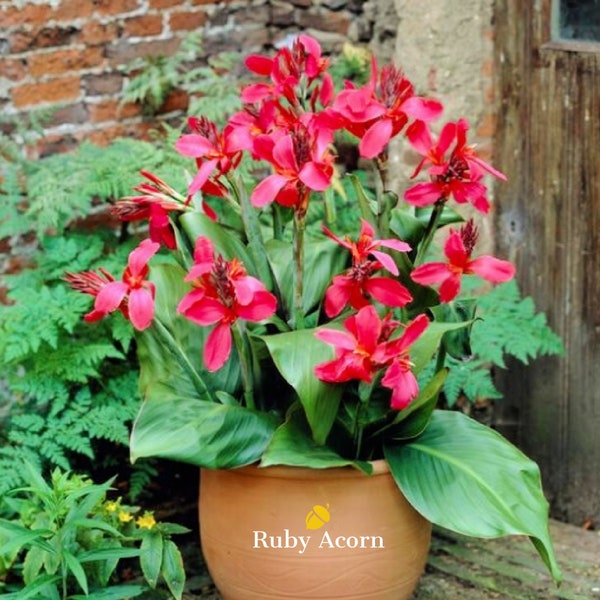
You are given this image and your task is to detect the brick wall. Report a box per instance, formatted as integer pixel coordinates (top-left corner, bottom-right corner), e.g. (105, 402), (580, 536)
(0, 0), (373, 158)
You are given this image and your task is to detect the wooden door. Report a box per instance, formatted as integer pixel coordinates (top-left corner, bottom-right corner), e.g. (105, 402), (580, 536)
(493, 0), (600, 524)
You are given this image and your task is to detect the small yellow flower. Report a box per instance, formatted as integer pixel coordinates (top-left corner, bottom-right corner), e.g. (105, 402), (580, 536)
(105, 501), (119, 513)
(136, 512), (156, 530)
(118, 511), (133, 523)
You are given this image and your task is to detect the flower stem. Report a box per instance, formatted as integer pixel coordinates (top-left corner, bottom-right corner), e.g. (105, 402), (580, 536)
(227, 173), (273, 288)
(414, 198), (446, 265)
(232, 322), (256, 410)
(292, 209), (306, 329)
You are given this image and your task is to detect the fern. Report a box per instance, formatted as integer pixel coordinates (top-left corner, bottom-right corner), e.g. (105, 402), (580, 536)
(428, 280), (564, 406)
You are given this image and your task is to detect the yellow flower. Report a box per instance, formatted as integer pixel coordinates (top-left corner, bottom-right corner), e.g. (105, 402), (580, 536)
(105, 501), (119, 513)
(136, 512), (156, 530)
(118, 511), (133, 523)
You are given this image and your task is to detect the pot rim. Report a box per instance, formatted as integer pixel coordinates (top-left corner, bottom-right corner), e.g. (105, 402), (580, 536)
(202, 458), (391, 480)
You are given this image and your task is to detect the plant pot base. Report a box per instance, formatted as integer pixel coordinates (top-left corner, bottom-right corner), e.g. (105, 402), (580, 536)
(199, 461), (431, 600)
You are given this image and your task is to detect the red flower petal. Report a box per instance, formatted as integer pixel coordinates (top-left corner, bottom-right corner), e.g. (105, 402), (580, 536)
(468, 256), (516, 283)
(128, 287), (155, 330)
(175, 134), (213, 158)
(411, 262), (450, 286)
(204, 322), (233, 372)
(250, 174), (289, 207)
(359, 118), (393, 159)
(365, 277), (412, 308)
(235, 291), (277, 321)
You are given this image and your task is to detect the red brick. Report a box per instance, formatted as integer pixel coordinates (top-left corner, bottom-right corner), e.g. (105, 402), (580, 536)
(85, 121), (155, 146)
(47, 102), (89, 127)
(9, 26), (79, 53)
(0, 3), (52, 29)
(83, 72), (124, 95)
(88, 98), (142, 123)
(12, 76), (81, 108)
(0, 57), (26, 82)
(298, 9), (351, 34)
(169, 10), (208, 31)
(157, 88), (189, 114)
(106, 37), (181, 67)
(28, 47), (105, 77)
(51, 0), (95, 22)
(80, 20), (120, 46)
(148, 0), (183, 7)
(123, 14), (164, 37)
(191, 0), (227, 4)
(93, 0), (141, 16)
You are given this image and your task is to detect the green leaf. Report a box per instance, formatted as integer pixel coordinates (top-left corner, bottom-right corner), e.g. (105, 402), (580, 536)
(386, 368), (448, 441)
(72, 585), (147, 600)
(261, 409), (372, 473)
(410, 320), (472, 373)
(179, 211), (255, 273)
(78, 547), (142, 563)
(2, 574), (60, 600)
(140, 530), (163, 589)
(265, 238), (346, 316)
(64, 550), (89, 595)
(137, 263), (241, 402)
(260, 328), (343, 445)
(161, 539), (186, 600)
(384, 410), (562, 583)
(130, 391), (276, 468)
(430, 300), (477, 359)
(0, 521), (55, 556)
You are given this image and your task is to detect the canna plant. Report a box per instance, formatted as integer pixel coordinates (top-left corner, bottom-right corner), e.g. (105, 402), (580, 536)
(67, 35), (561, 582)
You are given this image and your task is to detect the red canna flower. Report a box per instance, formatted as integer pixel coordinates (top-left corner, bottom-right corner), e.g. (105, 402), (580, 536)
(250, 118), (335, 213)
(410, 220), (516, 302)
(242, 34), (332, 110)
(314, 305), (429, 410)
(314, 305), (388, 384)
(380, 313), (430, 410)
(65, 239), (160, 330)
(177, 237), (277, 371)
(175, 117), (243, 198)
(404, 118), (506, 214)
(330, 58), (443, 159)
(112, 171), (193, 249)
(323, 219), (412, 317)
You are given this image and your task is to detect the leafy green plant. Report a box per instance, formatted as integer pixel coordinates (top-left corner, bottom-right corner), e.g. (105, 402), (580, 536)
(0, 232), (147, 497)
(419, 280), (564, 406)
(0, 463), (188, 599)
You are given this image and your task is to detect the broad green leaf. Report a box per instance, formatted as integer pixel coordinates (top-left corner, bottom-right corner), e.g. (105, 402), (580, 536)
(384, 410), (562, 583)
(179, 211), (255, 273)
(383, 368), (448, 441)
(161, 539), (186, 600)
(260, 328), (342, 445)
(130, 391), (276, 468)
(265, 237), (346, 316)
(140, 531), (163, 589)
(261, 411), (372, 473)
(410, 320), (471, 373)
(430, 300), (477, 359)
(389, 206), (426, 249)
(137, 263), (241, 402)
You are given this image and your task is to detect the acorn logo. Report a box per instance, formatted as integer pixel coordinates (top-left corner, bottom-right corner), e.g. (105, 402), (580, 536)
(305, 503), (330, 530)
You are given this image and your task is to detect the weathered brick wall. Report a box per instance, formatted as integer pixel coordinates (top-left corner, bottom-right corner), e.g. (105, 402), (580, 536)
(0, 0), (373, 157)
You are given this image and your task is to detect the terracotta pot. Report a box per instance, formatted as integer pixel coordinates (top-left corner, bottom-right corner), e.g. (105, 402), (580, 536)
(199, 460), (431, 600)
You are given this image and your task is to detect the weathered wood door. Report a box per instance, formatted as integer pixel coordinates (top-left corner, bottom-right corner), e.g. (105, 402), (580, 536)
(493, 0), (600, 524)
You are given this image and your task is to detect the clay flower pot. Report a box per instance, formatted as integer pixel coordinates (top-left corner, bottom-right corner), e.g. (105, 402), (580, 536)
(199, 460), (431, 600)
